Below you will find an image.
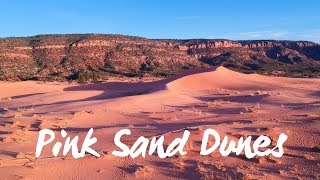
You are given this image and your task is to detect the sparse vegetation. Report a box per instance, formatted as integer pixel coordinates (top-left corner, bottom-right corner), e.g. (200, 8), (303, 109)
(0, 34), (319, 82)
(77, 69), (100, 84)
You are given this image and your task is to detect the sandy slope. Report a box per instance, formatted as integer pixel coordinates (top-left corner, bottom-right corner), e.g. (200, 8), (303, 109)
(0, 66), (319, 179)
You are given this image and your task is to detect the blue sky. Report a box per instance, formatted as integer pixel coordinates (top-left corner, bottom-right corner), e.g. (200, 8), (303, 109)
(1, 0), (320, 42)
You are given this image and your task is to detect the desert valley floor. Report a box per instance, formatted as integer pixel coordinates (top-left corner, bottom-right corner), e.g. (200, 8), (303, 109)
(0, 66), (319, 179)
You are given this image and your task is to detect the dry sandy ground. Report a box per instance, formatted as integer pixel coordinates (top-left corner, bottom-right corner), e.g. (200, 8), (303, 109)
(0, 66), (319, 179)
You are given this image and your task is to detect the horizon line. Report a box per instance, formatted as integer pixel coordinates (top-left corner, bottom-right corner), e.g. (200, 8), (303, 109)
(0, 33), (318, 44)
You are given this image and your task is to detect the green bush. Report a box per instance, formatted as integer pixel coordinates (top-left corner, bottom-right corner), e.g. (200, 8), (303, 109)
(78, 71), (86, 84)
(77, 69), (100, 84)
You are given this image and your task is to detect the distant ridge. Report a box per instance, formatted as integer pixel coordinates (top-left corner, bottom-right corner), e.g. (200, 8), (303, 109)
(0, 34), (319, 82)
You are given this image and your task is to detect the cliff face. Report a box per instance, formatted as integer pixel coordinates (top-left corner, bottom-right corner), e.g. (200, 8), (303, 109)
(0, 34), (319, 81)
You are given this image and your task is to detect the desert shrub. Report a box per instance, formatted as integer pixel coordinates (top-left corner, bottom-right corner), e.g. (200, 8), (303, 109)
(78, 71), (86, 84)
(244, 63), (263, 70)
(140, 60), (154, 71)
(115, 43), (125, 51)
(77, 69), (100, 84)
(92, 71), (99, 84)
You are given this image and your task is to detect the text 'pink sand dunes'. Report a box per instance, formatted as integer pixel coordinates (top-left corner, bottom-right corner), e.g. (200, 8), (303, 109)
(0, 66), (319, 179)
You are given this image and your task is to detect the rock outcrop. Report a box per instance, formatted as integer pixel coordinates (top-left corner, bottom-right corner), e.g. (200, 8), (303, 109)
(0, 34), (319, 81)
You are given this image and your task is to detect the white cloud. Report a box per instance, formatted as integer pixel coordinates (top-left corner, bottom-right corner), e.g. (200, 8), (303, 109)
(293, 29), (320, 42)
(210, 29), (320, 43)
(239, 31), (289, 38)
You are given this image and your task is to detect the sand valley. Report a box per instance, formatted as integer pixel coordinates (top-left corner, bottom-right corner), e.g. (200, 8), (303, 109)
(0, 66), (319, 179)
